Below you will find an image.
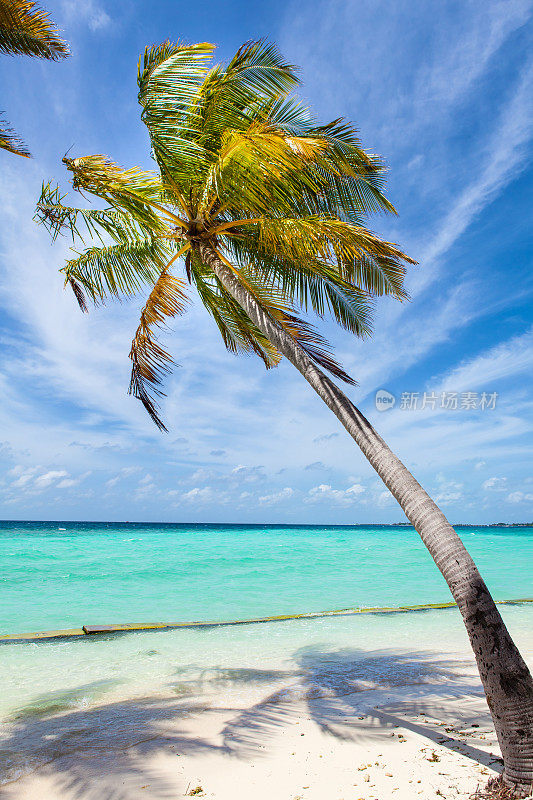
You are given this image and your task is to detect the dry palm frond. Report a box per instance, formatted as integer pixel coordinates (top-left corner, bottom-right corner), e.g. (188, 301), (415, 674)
(470, 776), (531, 799)
(129, 255), (190, 430)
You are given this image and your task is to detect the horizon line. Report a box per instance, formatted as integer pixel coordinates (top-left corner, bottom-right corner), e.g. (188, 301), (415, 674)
(0, 519), (531, 527)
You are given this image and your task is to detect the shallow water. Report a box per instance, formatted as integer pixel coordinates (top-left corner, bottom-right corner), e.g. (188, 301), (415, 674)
(1, 522), (532, 634)
(0, 603), (531, 713)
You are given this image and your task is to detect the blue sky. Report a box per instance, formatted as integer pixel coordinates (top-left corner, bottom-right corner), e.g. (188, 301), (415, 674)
(0, 0), (532, 523)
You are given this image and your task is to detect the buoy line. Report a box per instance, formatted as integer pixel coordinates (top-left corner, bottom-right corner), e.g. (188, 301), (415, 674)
(1, 597), (532, 644)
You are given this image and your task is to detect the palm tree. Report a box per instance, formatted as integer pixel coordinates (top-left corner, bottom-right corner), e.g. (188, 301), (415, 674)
(0, 0), (68, 157)
(35, 40), (533, 793)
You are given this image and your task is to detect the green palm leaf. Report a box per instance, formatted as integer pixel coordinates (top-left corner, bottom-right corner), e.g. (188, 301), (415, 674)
(129, 257), (190, 430)
(63, 238), (173, 308)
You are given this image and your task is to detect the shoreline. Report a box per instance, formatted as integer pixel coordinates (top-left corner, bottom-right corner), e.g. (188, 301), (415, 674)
(1, 607), (532, 799)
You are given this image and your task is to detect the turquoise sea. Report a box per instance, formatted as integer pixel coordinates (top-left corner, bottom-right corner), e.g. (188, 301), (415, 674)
(0, 521), (532, 783)
(1, 521), (532, 634)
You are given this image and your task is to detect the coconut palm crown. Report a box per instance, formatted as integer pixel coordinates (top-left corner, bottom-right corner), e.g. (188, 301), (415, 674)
(35, 39), (414, 429)
(0, 0), (69, 157)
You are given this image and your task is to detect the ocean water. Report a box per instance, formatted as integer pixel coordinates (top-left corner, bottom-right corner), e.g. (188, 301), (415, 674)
(1, 521), (532, 635)
(0, 522), (532, 784)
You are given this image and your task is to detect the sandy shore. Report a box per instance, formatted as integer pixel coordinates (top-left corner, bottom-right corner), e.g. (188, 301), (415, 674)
(3, 632), (529, 800)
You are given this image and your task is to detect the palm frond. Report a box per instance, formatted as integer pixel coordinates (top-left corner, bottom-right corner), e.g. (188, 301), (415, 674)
(220, 258), (356, 384)
(128, 264), (190, 431)
(0, 0), (68, 59)
(223, 39), (299, 98)
(258, 217), (413, 275)
(34, 182), (153, 244)
(277, 310), (356, 384)
(236, 103), (395, 219)
(201, 123), (329, 215)
(62, 237), (173, 307)
(62, 155), (174, 233)
(191, 39), (299, 144)
(236, 216), (413, 300)
(254, 95), (315, 135)
(0, 116), (30, 156)
(226, 233), (374, 337)
(137, 40), (216, 190)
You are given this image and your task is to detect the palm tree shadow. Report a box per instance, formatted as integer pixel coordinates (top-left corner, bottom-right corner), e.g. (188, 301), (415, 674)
(299, 647), (502, 769)
(0, 692), (218, 799)
(220, 645), (502, 772)
(0, 665), (296, 798)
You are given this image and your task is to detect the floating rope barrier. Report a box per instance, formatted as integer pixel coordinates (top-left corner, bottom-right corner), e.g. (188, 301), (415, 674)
(1, 597), (532, 644)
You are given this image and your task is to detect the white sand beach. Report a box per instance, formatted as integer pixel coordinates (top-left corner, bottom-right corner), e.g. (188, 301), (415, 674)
(1, 608), (532, 800)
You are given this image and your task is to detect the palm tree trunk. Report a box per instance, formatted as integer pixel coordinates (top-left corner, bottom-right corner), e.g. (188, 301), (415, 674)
(199, 241), (533, 794)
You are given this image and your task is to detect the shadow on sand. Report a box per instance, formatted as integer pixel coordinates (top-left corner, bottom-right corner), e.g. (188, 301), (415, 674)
(0, 644), (501, 798)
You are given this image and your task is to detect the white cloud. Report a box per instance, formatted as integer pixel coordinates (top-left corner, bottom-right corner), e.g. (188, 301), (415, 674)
(231, 465), (264, 483)
(3, 466), (91, 496)
(189, 468), (218, 483)
(376, 491), (394, 508)
(436, 328), (533, 395)
(431, 473), (464, 505)
(34, 470), (68, 488)
(9, 466), (38, 488)
(258, 487), (294, 506)
(56, 478), (78, 489)
(507, 491), (533, 504)
(180, 487), (215, 504)
(414, 61), (533, 288)
(135, 482), (158, 499)
(305, 483), (366, 507)
(482, 477), (508, 491)
(434, 491), (463, 504)
(105, 466), (140, 489)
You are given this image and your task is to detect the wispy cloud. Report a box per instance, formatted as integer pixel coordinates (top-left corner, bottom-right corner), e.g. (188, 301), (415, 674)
(414, 60), (533, 289)
(436, 327), (533, 393)
(61, 0), (112, 31)
(259, 487), (294, 506)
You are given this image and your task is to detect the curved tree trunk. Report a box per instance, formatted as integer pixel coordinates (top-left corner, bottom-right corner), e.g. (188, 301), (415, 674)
(199, 241), (533, 794)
